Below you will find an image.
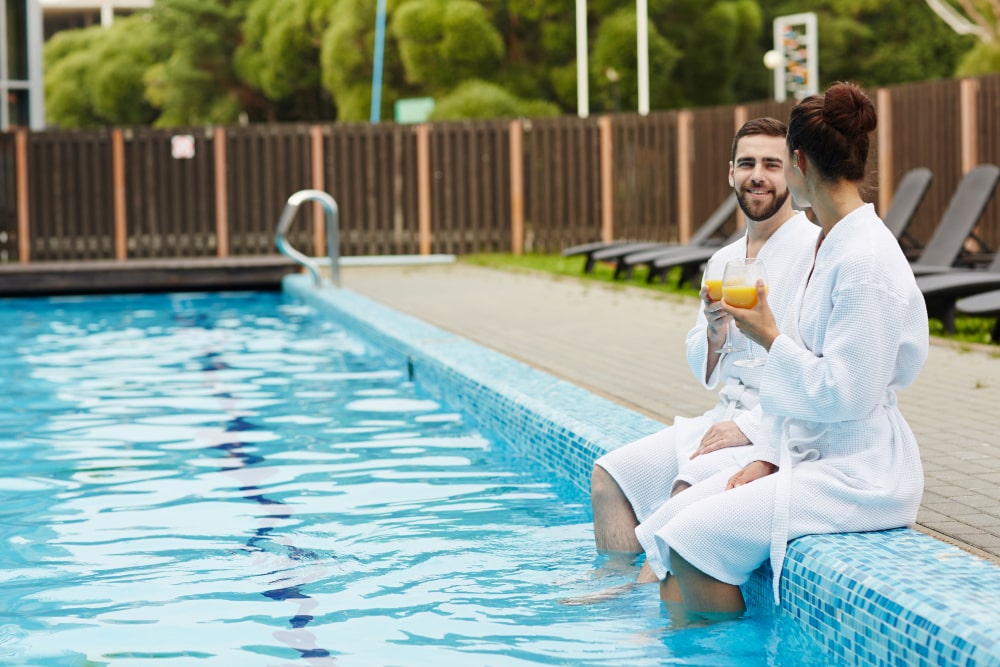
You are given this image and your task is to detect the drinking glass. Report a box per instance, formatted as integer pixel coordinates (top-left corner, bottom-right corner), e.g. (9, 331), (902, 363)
(703, 257), (743, 354)
(722, 258), (768, 368)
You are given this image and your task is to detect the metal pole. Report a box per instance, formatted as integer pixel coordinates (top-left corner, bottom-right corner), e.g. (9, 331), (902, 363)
(575, 0), (588, 118)
(637, 0), (649, 115)
(28, 0), (46, 129)
(370, 0), (387, 124)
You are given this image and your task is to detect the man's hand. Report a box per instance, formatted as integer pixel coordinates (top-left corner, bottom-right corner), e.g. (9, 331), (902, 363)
(726, 460), (777, 490)
(690, 421), (750, 459)
(701, 284), (730, 350)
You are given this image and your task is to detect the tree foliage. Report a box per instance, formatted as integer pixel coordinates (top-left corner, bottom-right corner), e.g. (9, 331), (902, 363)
(41, 0), (992, 128)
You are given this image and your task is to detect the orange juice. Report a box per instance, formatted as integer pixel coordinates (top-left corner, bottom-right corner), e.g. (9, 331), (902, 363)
(704, 279), (724, 302)
(723, 285), (759, 308)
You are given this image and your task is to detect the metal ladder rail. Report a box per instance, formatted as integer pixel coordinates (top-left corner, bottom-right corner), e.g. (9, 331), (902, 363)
(275, 189), (340, 287)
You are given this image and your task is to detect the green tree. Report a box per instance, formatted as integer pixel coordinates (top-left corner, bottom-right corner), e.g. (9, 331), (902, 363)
(589, 8), (682, 112)
(45, 15), (166, 127)
(429, 79), (559, 119)
(393, 0), (504, 91)
(922, 0), (1000, 75)
(144, 0), (260, 126)
(235, 0), (335, 121)
(319, 0), (414, 121)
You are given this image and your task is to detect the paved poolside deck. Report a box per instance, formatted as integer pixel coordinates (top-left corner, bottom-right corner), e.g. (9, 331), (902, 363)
(340, 262), (1000, 565)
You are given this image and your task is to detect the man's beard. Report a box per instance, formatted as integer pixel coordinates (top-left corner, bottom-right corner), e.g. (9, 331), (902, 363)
(737, 187), (790, 222)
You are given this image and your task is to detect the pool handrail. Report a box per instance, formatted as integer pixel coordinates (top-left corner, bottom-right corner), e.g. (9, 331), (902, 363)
(275, 189), (341, 287)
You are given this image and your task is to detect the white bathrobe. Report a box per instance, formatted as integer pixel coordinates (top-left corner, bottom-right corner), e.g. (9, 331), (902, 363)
(597, 212), (820, 537)
(651, 204), (928, 602)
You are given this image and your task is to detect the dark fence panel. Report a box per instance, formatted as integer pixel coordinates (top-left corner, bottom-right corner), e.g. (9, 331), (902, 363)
(612, 111), (680, 243)
(976, 73), (1000, 253)
(689, 105), (739, 236)
(429, 120), (511, 254)
(28, 129), (115, 261)
(524, 116), (602, 253)
(887, 79), (964, 250)
(0, 133), (16, 261)
(124, 127), (217, 258)
(326, 123), (419, 256)
(226, 124), (314, 256)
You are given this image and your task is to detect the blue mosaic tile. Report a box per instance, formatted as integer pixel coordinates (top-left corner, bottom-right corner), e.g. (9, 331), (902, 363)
(285, 276), (1000, 667)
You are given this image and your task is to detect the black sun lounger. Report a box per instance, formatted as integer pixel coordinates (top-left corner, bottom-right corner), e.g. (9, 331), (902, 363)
(607, 195), (738, 280)
(909, 164), (1000, 277)
(561, 194), (737, 275)
(883, 167), (933, 260)
(916, 250), (1000, 332)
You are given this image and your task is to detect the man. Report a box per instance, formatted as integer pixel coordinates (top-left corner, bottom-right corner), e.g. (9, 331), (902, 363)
(590, 117), (820, 583)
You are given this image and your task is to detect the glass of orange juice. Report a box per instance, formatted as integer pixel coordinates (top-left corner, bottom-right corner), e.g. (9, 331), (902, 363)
(723, 257), (768, 368)
(704, 257), (743, 354)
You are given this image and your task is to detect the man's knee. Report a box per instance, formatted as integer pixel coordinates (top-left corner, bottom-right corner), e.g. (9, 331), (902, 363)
(591, 464), (620, 500)
(671, 480), (691, 497)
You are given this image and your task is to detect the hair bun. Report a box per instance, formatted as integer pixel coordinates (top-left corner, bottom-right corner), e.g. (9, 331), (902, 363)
(822, 82), (877, 137)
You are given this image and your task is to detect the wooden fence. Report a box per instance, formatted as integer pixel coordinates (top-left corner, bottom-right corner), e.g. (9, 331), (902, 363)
(1, 73), (999, 264)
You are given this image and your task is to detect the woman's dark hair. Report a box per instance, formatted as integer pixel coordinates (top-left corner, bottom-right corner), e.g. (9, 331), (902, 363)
(786, 82), (877, 182)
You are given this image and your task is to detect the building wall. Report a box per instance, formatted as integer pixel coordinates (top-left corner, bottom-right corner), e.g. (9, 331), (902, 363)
(39, 0), (153, 38)
(2, 0), (44, 130)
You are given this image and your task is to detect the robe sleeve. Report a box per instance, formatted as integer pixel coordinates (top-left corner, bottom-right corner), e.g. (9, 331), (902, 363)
(760, 257), (920, 422)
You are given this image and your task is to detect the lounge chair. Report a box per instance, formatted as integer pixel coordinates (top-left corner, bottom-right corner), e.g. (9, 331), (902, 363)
(561, 194), (736, 274)
(606, 196), (738, 280)
(882, 167), (933, 260)
(955, 290), (1000, 342)
(916, 248), (1000, 332)
(644, 230), (745, 286)
(909, 164), (1000, 277)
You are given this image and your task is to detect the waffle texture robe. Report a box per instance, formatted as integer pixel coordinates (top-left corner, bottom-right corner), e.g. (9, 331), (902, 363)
(651, 203), (928, 602)
(596, 212), (820, 543)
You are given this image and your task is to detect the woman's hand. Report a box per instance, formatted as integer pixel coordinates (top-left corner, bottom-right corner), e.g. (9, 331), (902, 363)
(726, 460), (778, 490)
(720, 280), (780, 351)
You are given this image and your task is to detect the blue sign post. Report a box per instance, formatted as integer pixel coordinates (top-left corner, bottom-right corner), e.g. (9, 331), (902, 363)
(370, 0), (388, 124)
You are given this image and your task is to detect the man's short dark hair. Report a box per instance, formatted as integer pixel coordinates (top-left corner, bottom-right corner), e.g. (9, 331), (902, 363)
(731, 117), (788, 162)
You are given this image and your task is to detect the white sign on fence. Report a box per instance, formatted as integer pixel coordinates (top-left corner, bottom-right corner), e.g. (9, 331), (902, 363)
(171, 135), (196, 160)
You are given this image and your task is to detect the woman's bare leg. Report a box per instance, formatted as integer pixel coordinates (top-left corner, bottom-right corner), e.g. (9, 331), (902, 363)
(669, 548), (745, 619)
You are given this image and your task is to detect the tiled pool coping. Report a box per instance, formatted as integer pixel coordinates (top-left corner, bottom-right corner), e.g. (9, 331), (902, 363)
(286, 275), (1000, 667)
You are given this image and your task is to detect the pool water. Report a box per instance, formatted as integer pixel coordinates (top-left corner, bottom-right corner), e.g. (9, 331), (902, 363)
(0, 291), (838, 666)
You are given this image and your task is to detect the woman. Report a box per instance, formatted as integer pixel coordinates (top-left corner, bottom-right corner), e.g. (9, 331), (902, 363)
(649, 81), (929, 620)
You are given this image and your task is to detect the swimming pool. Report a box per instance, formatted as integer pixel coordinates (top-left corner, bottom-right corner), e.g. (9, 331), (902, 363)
(1, 291), (839, 666)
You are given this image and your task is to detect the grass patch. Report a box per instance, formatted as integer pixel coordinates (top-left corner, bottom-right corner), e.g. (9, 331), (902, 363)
(463, 253), (998, 346)
(462, 252), (699, 298)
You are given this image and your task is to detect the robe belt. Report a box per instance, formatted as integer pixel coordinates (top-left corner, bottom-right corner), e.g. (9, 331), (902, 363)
(769, 420), (824, 604)
(767, 393), (898, 604)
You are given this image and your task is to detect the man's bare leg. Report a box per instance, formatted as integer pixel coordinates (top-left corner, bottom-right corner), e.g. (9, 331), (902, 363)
(591, 465), (641, 553)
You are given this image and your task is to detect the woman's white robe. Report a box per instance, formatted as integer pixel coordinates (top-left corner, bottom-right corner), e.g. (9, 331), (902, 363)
(651, 204), (928, 602)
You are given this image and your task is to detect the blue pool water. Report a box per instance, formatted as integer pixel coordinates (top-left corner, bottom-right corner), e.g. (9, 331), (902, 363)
(0, 291), (838, 666)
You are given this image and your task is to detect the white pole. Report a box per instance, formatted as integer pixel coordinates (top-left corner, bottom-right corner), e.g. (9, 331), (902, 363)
(576, 0), (589, 118)
(28, 0), (45, 129)
(637, 0), (649, 115)
(0, 1), (7, 131)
